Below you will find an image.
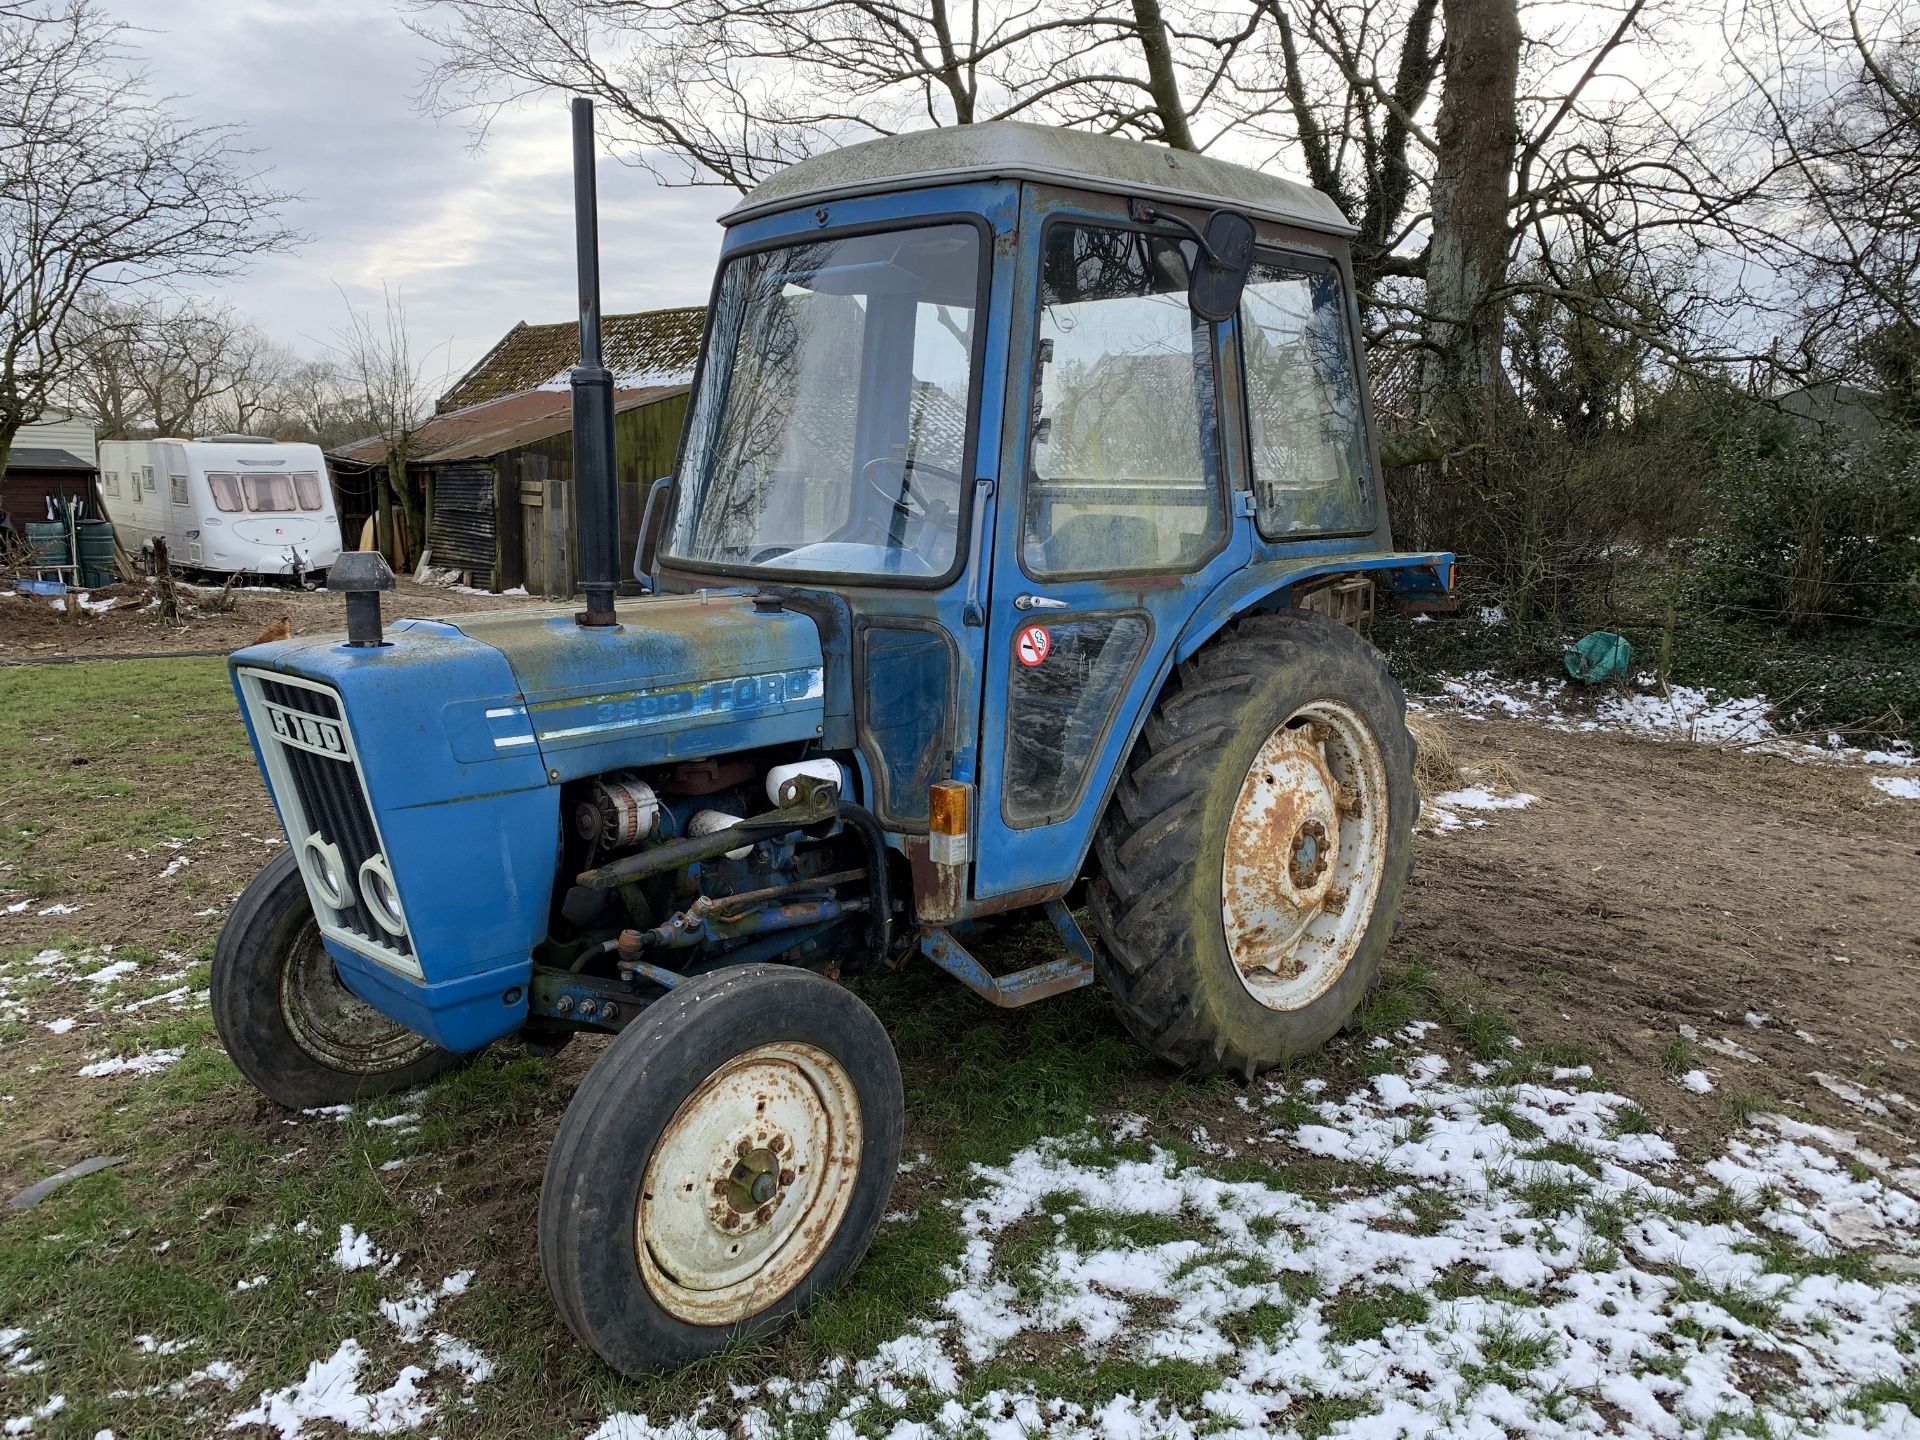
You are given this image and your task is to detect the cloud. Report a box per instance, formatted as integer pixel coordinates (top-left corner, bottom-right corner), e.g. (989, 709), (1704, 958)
(107, 0), (731, 383)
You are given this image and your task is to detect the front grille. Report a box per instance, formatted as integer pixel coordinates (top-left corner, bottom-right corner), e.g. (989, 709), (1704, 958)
(256, 677), (415, 961)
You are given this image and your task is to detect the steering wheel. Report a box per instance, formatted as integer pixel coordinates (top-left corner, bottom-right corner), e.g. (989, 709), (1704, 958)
(859, 455), (963, 525)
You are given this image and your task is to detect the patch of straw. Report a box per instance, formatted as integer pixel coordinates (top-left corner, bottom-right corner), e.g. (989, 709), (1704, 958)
(1406, 714), (1460, 803)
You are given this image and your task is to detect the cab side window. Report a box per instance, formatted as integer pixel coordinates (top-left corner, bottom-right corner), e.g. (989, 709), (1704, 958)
(1023, 222), (1224, 577)
(1238, 256), (1372, 536)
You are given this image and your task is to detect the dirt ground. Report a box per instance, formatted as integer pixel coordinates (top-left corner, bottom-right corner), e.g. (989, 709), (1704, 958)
(0, 575), (551, 662)
(1403, 711), (1920, 1152)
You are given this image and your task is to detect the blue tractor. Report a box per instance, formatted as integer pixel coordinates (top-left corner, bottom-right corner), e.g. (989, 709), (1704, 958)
(213, 107), (1453, 1376)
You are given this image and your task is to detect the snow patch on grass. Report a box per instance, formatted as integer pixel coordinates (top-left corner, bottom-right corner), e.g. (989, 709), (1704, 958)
(77, 1048), (182, 1077)
(331, 1225), (385, 1274)
(589, 1056), (1920, 1439)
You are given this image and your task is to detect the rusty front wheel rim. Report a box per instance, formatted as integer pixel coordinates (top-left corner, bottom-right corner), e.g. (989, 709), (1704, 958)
(1221, 699), (1389, 1012)
(636, 1041), (862, 1326)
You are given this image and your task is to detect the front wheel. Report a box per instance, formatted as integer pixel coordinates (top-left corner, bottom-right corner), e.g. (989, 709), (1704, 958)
(539, 964), (903, 1377)
(1089, 609), (1416, 1077)
(212, 848), (465, 1109)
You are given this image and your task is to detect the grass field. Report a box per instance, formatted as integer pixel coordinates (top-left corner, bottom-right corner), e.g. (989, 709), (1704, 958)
(2, 658), (1917, 1439)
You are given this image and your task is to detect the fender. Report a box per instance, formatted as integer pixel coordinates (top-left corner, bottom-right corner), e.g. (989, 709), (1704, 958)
(1172, 549), (1455, 665)
(994, 547), (1453, 915)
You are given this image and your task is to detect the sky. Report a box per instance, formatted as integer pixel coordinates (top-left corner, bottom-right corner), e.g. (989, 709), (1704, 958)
(109, 0), (735, 394)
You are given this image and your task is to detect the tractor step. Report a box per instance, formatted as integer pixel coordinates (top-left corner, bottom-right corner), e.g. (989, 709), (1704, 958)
(919, 900), (1097, 1008)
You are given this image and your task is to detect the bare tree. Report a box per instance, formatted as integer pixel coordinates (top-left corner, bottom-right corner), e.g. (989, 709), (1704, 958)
(60, 290), (143, 438)
(131, 300), (253, 436)
(204, 326), (296, 436)
(272, 358), (372, 450)
(1735, 0), (1919, 415)
(0, 0), (298, 474)
(331, 286), (446, 568)
(403, 0), (1827, 452)
(403, 0), (1253, 187)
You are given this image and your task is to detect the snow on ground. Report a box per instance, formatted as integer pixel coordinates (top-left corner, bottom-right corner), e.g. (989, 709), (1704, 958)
(1424, 672), (1916, 776)
(1873, 776), (1920, 800)
(575, 1051), (1920, 1440)
(77, 1048), (182, 1078)
(332, 1225), (390, 1274)
(1424, 786), (1538, 833)
(8, 1029), (1918, 1438)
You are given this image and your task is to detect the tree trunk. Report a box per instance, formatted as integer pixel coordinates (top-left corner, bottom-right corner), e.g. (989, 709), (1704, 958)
(1131, 0), (1196, 151)
(389, 454), (424, 570)
(153, 535), (178, 624)
(374, 469), (396, 565)
(1419, 0), (1521, 438)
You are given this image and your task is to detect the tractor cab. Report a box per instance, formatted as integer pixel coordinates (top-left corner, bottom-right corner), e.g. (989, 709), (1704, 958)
(215, 116), (1451, 1381)
(645, 123), (1449, 918)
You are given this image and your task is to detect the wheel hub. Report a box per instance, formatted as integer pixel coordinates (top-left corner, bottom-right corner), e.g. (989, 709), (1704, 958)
(1288, 818), (1331, 888)
(1221, 702), (1389, 1012)
(637, 1042), (862, 1326)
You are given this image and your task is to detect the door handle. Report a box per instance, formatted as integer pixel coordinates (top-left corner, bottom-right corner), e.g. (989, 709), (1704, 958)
(962, 478), (994, 627)
(1014, 593), (1070, 611)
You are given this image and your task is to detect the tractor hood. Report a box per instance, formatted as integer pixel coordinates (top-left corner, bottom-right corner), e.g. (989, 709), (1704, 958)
(233, 590), (828, 790)
(415, 591), (827, 782)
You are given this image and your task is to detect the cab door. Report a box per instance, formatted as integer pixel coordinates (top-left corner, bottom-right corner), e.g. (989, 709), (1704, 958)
(970, 193), (1249, 900)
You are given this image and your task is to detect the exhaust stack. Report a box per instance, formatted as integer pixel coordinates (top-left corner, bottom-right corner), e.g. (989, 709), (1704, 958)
(569, 97), (619, 628)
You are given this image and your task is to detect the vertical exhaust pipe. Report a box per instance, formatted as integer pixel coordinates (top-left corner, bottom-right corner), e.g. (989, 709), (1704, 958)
(570, 97), (619, 627)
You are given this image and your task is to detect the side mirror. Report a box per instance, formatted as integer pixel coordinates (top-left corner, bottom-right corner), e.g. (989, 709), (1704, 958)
(1187, 210), (1256, 322)
(632, 475), (673, 592)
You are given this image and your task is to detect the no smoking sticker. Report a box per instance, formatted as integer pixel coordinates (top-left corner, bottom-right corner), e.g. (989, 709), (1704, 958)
(1015, 623), (1052, 667)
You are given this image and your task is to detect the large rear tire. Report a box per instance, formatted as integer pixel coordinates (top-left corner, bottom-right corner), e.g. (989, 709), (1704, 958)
(539, 964), (903, 1377)
(212, 848), (466, 1109)
(1088, 609), (1415, 1077)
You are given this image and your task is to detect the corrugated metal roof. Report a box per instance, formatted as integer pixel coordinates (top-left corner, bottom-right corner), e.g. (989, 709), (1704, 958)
(334, 384), (689, 467)
(437, 306), (706, 411)
(5, 447), (96, 472)
(727, 121), (1353, 235)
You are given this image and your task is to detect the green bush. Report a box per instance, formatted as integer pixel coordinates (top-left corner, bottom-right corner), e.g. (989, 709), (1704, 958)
(1691, 416), (1920, 627)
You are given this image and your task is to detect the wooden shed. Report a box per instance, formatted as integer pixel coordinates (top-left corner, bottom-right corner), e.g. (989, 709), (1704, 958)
(334, 306), (704, 595)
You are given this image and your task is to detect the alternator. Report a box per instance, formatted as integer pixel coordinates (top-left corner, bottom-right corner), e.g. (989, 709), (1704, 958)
(574, 775), (662, 849)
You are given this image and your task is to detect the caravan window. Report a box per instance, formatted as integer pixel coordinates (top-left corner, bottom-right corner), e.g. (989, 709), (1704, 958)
(104, 471), (119, 496)
(207, 474), (243, 512)
(170, 474), (189, 505)
(240, 473), (296, 512)
(142, 467), (155, 491)
(292, 472), (324, 511)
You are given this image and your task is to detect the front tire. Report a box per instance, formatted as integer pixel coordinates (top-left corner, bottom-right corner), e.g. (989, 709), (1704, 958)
(212, 848), (464, 1109)
(1089, 609), (1415, 1077)
(539, 965), (903, 1377)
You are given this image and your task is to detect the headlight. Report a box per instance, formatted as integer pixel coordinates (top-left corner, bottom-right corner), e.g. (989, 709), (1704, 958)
(301, 835), (354, 911)
(357, 855), (407, 937)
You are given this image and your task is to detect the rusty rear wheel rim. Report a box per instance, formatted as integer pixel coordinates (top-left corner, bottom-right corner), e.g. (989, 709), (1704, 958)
(1221, 699), (1389, 1013)
(636, 1041), (863, 1326)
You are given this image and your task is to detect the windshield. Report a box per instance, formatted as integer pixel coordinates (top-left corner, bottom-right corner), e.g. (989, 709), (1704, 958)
(665, 223), (982, 581)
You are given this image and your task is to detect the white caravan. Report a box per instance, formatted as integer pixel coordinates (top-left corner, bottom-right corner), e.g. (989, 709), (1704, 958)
(98, 436), (344, 580)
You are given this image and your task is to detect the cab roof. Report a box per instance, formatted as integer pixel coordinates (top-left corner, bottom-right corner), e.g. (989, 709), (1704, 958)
(723, 121), (1354, 236)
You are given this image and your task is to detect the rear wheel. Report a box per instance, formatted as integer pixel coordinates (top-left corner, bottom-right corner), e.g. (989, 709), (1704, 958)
(1089, 609), (1415, 1076)
(539, 965), (903, 1376)
(212, 848), (465, 1109)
